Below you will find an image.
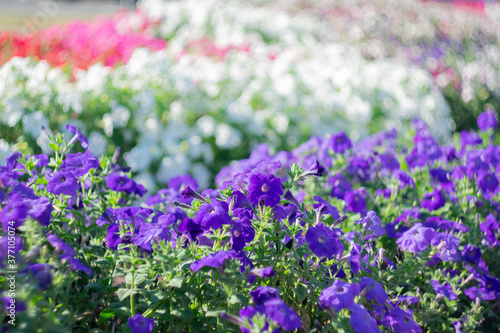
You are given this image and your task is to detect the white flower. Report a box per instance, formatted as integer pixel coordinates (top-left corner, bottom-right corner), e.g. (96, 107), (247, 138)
(22, 111), (49, 138)
(1, 98), (24, 127)
(156, 154), (190, 183)
(89, 132), (108, 156)
(0, 140), (12, 166)
(124, 144), (153, 172)
(215, 123), (241, 149)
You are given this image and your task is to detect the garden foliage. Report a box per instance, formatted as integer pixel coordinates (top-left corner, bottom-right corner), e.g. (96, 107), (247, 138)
(1, 110), (500, 332)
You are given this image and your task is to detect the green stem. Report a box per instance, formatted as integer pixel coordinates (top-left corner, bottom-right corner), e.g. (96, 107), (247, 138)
(130, 247), (136, 317)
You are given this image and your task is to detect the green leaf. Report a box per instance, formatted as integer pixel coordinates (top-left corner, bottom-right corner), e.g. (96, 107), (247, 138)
(94, 259), (112, 266)
(125, 273), (133, 285)
(49, 143), (60, 151)
(205, 310), (223, 317)
(154, 254), (169, 262)
(167, 276), (183, 289)
(84, 282), (105, 292)
(36, 176), (48, 185)
(106, 287), (119, 295)
(134, 274), (146, 285)
(117, 288), (136, 301)
(228, 293), (247, 305)
(171, 309), (194, 323)
(98, 309), (116, 324)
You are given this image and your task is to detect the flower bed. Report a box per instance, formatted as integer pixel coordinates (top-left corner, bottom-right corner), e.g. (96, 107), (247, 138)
(237, 0), (500, 132)
(1, 109), (499, 332)
(0, 10), (166, 72)
(0, 0), (451, 191)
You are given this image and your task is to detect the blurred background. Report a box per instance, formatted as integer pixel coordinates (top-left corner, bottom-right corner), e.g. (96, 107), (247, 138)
(0, 0), (131, 32)
(0, 0), (499, 191)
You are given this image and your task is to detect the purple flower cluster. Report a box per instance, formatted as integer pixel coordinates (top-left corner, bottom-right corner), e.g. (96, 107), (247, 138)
(235, 286), (302, 332)
(4, 110), (500, 332)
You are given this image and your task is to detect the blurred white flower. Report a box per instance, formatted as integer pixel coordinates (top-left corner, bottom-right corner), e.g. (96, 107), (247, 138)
(1, 98), (24, 127)
(124, 144), (153, 172)
(215, 123), (242, 149)
(0, 140), (12, 166)
(156, 154), (190, 183)
(190, 163), (211, 189)
(196, 116), (216, 137)
(111, 104), (131, 128)
(89, 131), (108, 156)
(22, 111), (49, 138)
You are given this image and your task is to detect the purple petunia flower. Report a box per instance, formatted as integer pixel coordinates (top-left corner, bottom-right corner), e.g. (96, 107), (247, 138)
(464, 286), (496, 301)
(26, 263), (53, 290)
(193, 201), (231, 231)
(176, 216), (202, 243)
(375, 188), (392, 198)
(250, 286), (280, 305)
(329, 173), (352, 199)
(230, 218), (255, 251)
(347, 156), (373, 182)
(421, 190), (445, 211)
(465, 151), (489, 179)
(349, 304), (382, 333)
(249, 267), (275, 278)
(61, 256), (93, 275)
(0, 236), (23, 266)
(461, 244), (481, 264)
(387, 308), (422, 333)
(0, 199), (29, 230)
(66, 124), (89, 149)
(306, 223), (344, 258)
(397, 223), (435, 253)
(145, 188), (178, 207)
(430, 168), (451, 184)
(430, 280), (457, 301)
(61, 150), (99, 177)
(8, 185), (53, 226)
(433, 233), (460, 262)
(480, 213), (500, 247)
(132, 221), (177, 251)
(453, 320), (464, 333)
(358, 211), (385, 237)
(25, 197), (53, 226)
(229, 191), (252, 217)
(348, 244), (362, 275)
(393, 169), (416, 189)
(263, 298), (302, 331)
(106, 173), (135, 192)
(128, 314), (155, 333)
(397, 295), (419, 307)
(360, 277), (388, 304)
(460, 130), (482, 148)
(190, 250), (238, 273)
(1, 297), (26, 314)
(313, 196), (340, 221)
(105, 224), (127, 250)
(168, 174), (198, 192)
(329, 131), (352, 153)
(344, 189), (366, 213)
(477, 108), (498, 132)
(379, 153), (400, 172)
(247, 173), (283, 208)
(95, 207), (153, 227)
(477, 170), (499, 194)
(319, 280), (360, 311)
(47, 171), (79, 196)
(47, 234), (76, 256)
(299, 160), (325, 178)
(240, 289), (301, 332)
